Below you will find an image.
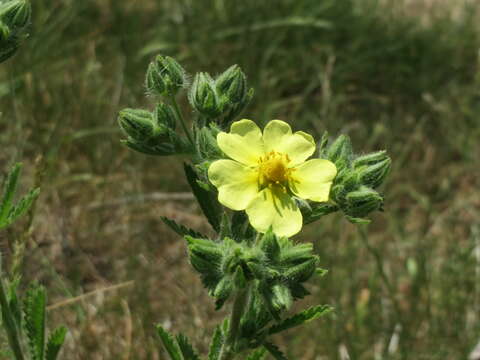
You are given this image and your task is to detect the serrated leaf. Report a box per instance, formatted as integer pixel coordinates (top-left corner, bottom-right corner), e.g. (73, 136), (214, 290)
(0, 163), (21, 226)
(264, 342), (288, 360)
(268, 304), (333, 335)
(156, 325), (182, 360)
(184, 163), (222, 232)
(161, 216), (206, 238)
(247, 348), (267, 360)
(24, 285), (46, 360)
(5, 187), (39, 227)
(176, 333), (200, 360)
(45, 326), (67, 360)
(208, 326), (223, 360)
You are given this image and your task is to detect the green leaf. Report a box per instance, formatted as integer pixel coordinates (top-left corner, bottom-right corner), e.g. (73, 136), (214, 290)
(268, 304), (333, 335)
(45, 326), (67, 360)
(156, 325), (182, 360)
(161, 216), (206, 238)
(264, 342), (288, 360)
(5, 187), (39, 227)
(208, 326), (223, 360)
(183, 163), (222, 232)
(303, 203), (339, 225)
(246, 348), (267, 360)
(0, 163), (21, 226)
(176, 333), (200, 360)
(24, 285), (46, 360)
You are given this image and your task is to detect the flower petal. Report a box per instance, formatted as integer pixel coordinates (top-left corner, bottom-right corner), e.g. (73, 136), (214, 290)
(289, 159), (337, 202)
(246, 186), (302, 237)
(217, 119), (264, 165)
(208, 160), (259, 210)
(262, 120), (316, 166)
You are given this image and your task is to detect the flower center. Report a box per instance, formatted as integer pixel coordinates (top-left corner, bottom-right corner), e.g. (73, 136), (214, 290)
(258, 151), (293, 185)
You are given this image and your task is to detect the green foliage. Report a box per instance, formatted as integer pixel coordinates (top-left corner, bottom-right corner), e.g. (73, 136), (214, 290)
(268, 304), (333, 335)
(264, 342), (288, 360)
(156, 325), (182, 360)
(0, 163), (39, 229)
(161, 216), (206, 238)
(24, 285), (46, 360)
(246, 348), (266, 360)
(176, 333), (201, 360)
(207, 326), (223, 360)
(44, 327), (67, 360)
(183, 163), (222, 233)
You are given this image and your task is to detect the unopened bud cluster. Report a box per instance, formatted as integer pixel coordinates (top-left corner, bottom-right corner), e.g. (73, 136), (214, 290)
(118, 105), (191, 156)
(145, 55), (187, 96)
(186, 228), (323, 350)
(189, 64), (254, 126)
(319, 134), (391, 223)
(0, 0), (31, 63)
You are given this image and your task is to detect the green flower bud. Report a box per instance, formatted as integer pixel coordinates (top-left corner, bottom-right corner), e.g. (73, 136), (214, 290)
(283, 257), (318, 283)
(259, 229), (280, 261)
(0, 21), (10, 40)
(118, 108), (170, 145)
(345, 186), (383, 217)
(353, 150), (388, 168)
(271, 284), (292, 312)
(145, 55), (186, 96)
(213, 276), (233, 304)
(357, 157), (391, 189)
(189, 72), (221, 117)
(233, 265), (247, 289)
(196, 125), (223, 160)
(153, 103), (176, 130)
(279, 243), (314, 266)
(216, 64), (247, 104)
(0, 0), (31, 29)
(326, 134), (353, 170)
(189, 243), (223, 265)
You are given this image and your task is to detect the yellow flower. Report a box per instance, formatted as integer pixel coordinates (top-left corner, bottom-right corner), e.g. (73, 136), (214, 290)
(208, 119), (337, 237)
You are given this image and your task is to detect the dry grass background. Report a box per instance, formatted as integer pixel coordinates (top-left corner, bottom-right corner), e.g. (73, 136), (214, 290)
(0, 0), (480, 359)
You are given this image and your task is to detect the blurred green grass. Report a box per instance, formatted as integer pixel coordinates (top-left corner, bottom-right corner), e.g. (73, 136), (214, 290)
(0, 0), (479, 359)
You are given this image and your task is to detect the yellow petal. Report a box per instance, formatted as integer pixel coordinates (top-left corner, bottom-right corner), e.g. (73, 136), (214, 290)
(262, 120), (315, 166)
(217, 119), (264, 165)
(289, 159), (337, 202)
(208, 160), (259, 210)
(246, 186), (302, 237)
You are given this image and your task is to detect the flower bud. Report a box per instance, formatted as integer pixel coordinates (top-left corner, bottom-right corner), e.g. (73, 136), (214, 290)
(0, 0), (31, 29)
(283, 257), (318, 283)
(353, 150), (388, 168)
(213, 276), (233, 309)
(118, 108), (156, 141)
(233, 265), (247, 289)
(189, 243), (223, 265)
(345, 186), (383, 218)
(196, 125), (223, 160)
(153, 103), (176, 130)
(259, 229), (280, 261)
(326, 134), (353, 170)
(189, 72), (221, 117)
(357, 157), (391, 189)
(271, 284), (292, 312)
(216, 64), (247, 105)
(279, 244), (314, 266)
(145, 55), (186, 96)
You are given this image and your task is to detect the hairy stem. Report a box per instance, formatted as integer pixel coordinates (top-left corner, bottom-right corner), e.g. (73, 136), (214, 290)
(169, 95), (195, 147)
(218, 286), (250, 360)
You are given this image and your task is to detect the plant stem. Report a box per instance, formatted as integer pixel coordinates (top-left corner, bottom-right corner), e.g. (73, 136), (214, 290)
(169, 95), (195, 147)
(0, 272), (24, 360)
(218, 286), (250, 360)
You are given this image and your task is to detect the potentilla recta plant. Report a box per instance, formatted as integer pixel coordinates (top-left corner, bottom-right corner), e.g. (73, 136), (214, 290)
(117, 55), (391, 359)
